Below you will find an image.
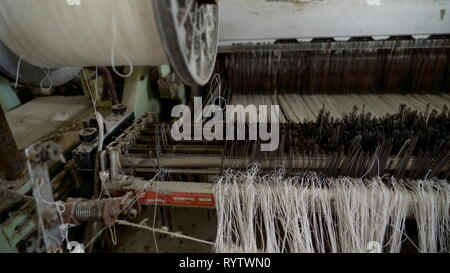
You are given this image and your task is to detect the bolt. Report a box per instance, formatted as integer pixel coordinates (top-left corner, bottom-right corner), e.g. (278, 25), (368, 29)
(79, 128), (98, 143)
(112, 104), (127, 115)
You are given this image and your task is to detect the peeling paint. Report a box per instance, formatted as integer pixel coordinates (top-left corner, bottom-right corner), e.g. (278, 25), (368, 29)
(440, 9), (446, 20)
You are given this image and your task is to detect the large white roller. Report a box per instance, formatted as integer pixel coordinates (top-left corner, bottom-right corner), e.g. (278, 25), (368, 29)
(0, 0), (218, 86)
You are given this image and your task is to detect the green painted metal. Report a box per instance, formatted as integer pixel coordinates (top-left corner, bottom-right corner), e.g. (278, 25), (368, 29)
(159, 65), (171, 78)
(123, 66), (161, 119)
(0, 76), (21, 112)
(0, 205), (35, 253)
(134, 68), (160, 119)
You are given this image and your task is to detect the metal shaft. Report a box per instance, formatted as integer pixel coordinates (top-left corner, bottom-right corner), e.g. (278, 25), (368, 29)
(0, 105), (25, 180)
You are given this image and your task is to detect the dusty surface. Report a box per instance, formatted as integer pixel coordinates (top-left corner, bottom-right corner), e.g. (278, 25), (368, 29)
(6, 95), (92, 150)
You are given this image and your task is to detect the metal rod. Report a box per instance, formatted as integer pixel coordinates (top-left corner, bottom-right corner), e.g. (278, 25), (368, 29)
(119, 155), (426, 172)
(108, 178), (450, 219)
(0, 105), (25, 180)
(98, 67), (119, 105)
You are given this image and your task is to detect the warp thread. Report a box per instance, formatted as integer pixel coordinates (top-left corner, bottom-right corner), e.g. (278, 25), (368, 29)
(214, 166), (450, 253)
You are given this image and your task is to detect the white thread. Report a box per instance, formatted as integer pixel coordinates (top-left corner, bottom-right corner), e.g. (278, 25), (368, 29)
(117, 220), (215, 246)
(84, 170), (165, 251)
(0, 1), (168, 68)
(213, 167), (449, 253)
(14, 55), (25, 89)
(32, 177), (75, 252)
(152, 178), (160, 253)
(85, 225), (108, 250)
(94, 66), (99, 104)
(82, 68), (109, 201)
(40, 68), (53, 91)
(360, 155), (380, 179)
(82, 68), (98, 114)
(109, 225), (117, 246)
(110, 5), (134, 78)
(67, 241), (85, 253)
(209, 74), (226, 112)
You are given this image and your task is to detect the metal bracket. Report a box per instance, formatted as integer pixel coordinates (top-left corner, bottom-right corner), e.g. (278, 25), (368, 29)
(25, 141), (66, 253)
(73, 110), (134, 171)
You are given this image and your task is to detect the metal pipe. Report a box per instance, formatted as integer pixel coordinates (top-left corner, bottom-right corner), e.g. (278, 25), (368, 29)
(119, 155), (427, 172)
(0, 105), (25, 180)
(98, 67), (119, 105)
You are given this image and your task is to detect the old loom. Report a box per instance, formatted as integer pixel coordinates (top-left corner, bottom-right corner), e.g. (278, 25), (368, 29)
(104, 37), (450, 253)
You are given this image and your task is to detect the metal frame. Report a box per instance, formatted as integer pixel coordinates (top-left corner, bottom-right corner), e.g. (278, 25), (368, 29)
(218, 0), (450, 45)
(105, 112), (450, 211)
(73, 111), (134, 171)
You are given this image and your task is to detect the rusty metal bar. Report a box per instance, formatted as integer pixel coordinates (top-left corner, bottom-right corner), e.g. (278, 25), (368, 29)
(0, 105), (25, 180)
(108, 178), (450, 219)
(118, 155), (430, 173)
(98, 67), (119, 105)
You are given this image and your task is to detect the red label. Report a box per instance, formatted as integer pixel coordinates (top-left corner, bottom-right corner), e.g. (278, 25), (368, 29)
(138, 191), (215, 208)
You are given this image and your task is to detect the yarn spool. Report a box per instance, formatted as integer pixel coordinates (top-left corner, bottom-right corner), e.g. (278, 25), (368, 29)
(0, 0), (218, 86)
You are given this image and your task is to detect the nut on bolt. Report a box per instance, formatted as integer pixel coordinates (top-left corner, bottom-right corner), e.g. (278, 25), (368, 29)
(79, 128), (98, 143)
(112, 104), (127, 115)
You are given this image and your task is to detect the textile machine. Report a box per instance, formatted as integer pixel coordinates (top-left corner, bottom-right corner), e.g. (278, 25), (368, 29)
(0, 0), (449, 253)
(106, 0), (450, 207)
